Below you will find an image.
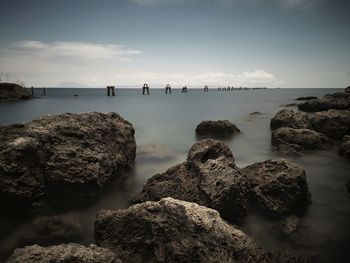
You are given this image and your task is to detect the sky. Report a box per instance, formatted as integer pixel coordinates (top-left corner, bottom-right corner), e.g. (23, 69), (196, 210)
(0, 0), (349, 88)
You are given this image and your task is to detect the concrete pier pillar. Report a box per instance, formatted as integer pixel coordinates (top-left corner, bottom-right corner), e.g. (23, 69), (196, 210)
(165, 84), (171, 94)
(182, 86), (188, 93)
(142, 84), (150, 95)
(204, 85), (209, 92)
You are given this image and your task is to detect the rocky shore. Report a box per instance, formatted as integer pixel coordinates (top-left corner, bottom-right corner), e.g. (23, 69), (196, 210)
(0, 83), (32, 100)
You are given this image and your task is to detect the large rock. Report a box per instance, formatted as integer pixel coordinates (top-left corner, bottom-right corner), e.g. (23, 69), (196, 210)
(310, 109), (350, 140)
(131, 139), (250, 222)
(0, 112), (136, 211)
(339, 135), (350, 158)
(95, 197), (267, 263)
(7, 243), (120, 263)
(270, 109), (311, 130)
(195, 120), (240, 138)
(271, 127), (332, 155)
(243, 159), (311, 216)
(0, 83), (32, 100)
(298, 92), (350, 112)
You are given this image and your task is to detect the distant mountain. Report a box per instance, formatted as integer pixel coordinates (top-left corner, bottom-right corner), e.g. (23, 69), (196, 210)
(56, 82), (89, 88)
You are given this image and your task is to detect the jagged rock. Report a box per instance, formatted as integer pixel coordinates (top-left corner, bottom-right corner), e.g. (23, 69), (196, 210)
(195, 120), (240, 138)
(271, 127), (332, 155)
(0, 112), (136, 211)
(339, 135), (350, 158)
(0, 83), (32, 100)
(7, 243), (120, 263)
(95, 197), (267, 263)
(310, 109), (350, 140)
(131, 139), (250, 222)
(295, 96), (318, 101)
(243, 159), (311, 216)
(298, 92), (350, 112)
(270, 109), (311, 130)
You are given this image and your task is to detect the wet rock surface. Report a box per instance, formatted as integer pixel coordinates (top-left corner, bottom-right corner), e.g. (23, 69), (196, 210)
(243, 159), (311, 216)
(95, 197), (267, 263)
(195, 120), (240, 138)
(7, 243), (120, 263)
(0, 83), (32, 101)
(270, 109), (311, 130)
(0, 112), (136, 211)
(298, 91), (350, 112)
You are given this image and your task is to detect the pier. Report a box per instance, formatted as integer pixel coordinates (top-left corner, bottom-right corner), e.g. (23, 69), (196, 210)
(142, 84), (150, 95)
(204, 85), (209, 92)
(182, 86), (188, 93)
(107, 86), (115, 96)
(165, 84), (171, 94)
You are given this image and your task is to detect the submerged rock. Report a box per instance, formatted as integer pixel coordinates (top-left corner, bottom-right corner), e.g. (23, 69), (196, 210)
(0, 112), (136, 211)
(250, 111), (262, 115)
(339, 135), (350, 158)
(195, 120), (240, 139)
(136, 144), (174, 162)
(0, 83), (32, 101)
(7, 243), (120, 263)
(131, 139), (250, 222)
(310, 109), (350, 140)
(243, 159), (311, 216)
(270, 109), (311, 130)
(95, 197), (267, 263)
(295, 96), (318, 101)
(298, 92), (350, 112)
(271, 127), (332, 155)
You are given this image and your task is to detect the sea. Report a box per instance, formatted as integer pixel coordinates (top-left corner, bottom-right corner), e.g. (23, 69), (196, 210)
(0, 87), (349, 262)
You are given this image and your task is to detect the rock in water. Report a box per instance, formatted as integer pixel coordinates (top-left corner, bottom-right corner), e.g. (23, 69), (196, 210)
(0, 112), (136, 211)
(298, 92), (350, 112)
(271, 127), (332, 155)
(7, 243), (120, 263)
(270, 109), (311, 130)
(243, 159), (311, 216)
(295, 96), (318, 101)
(310, 109), (350, 140)
(345, 86), (350, 94)
(339, 135), (350, 158)
(0, 82), (32, 100)
(95, 197), (267, 263)
(195, 120), (240, 139)
(131, 139), (251, 222)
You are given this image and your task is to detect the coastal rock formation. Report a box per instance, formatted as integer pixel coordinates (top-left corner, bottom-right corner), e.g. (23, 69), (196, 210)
(7, 244), (120, 263)
(271, 127), (332, 155)
(339, 135), (350, 157)
(131, 139), (250, 221)
(295, 96), (318, 101)
(95, 197), (267, 263)
(195, 120), (240, 138)
(298, 92), (350, 112)
(310, 109), (350, 140)
(0, 112), (136, 211)
(243, 159), (311, 215)
(0, 83), (32, 100)
(270, 109), (311, 130)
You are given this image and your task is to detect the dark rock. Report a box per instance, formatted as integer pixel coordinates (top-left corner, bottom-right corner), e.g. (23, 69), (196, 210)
(195, 120), (240, 138)
(298, 92), (350, 112)
(310, 109), (350, 140)
(0, 112), (136, 211)
(271, 127), (333, 155)
(131, 139), (250, 222)
(280, 103), (298, 107)
(270, 109), (311, 130)
(339, 135), (350, 158)
(273, 216), (304, 235)
(345, 86), (350, 94)
(347, 180), (350, 193)
(243, 159), (311, 216)
(295, 96), (318, 101)
(7, 243), (120, 263)
(250, 111), (262, 115)
(0, 83), (32, 101)
(95, 197), (267, 263)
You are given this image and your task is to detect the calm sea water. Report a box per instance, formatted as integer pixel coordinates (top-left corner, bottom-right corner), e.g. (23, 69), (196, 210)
(0, 88), (349, 262)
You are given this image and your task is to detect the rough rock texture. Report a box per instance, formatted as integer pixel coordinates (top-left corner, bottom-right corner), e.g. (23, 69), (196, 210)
(295, 96), (318, 101)
(95, 197), (267, 263)
(0, 83), (32, 100)
(271, 127), (332, 155)
(131, 139), (250, 222)
(339, 135), (350, 157)
(195, 120), (240, 138)
(0, 112), (136, 211)
(270, 109), (311, 130)
(310, 109), (350, 140)
(243, 159), (311, 216)
(298, 92), (350, 112)
(7, 243), (120, 263)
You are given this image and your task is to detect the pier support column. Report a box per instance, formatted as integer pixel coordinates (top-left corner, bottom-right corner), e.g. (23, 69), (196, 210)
(142, 84), (150, 95)
(43, 87), (46, 96)
(31, 86), (34, 96)
(204, 85), (209, 92)
(107, 86), (115, 96)
(165, 84), (171, 94)
(182, 86), (188, 93)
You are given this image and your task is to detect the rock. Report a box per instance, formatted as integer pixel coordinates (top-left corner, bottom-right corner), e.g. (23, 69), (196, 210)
(298, 92), (350, 112)
(137, 144), (174, 162)
(280, 103), (298, 107)
(250, 111), (262, 115)
(310, 109), (350, 140)
(243, 159), (311, 216)
(7, 243), (120, 263)
(0, 83), (32, 100)
(339, 135), (350, 157)
(271, 216), (305, 236)
(131, 139), (250, 222)
(295, 96), (318, 101)
(95, 197), (267, 263)
(347, 180), (350, 193)
(0, 112), (136, 211)
(270, 109), (311, 130)
(195, 120), (240, 139)
(271, 127), (332, 155)
(345, 86), (350, 94)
